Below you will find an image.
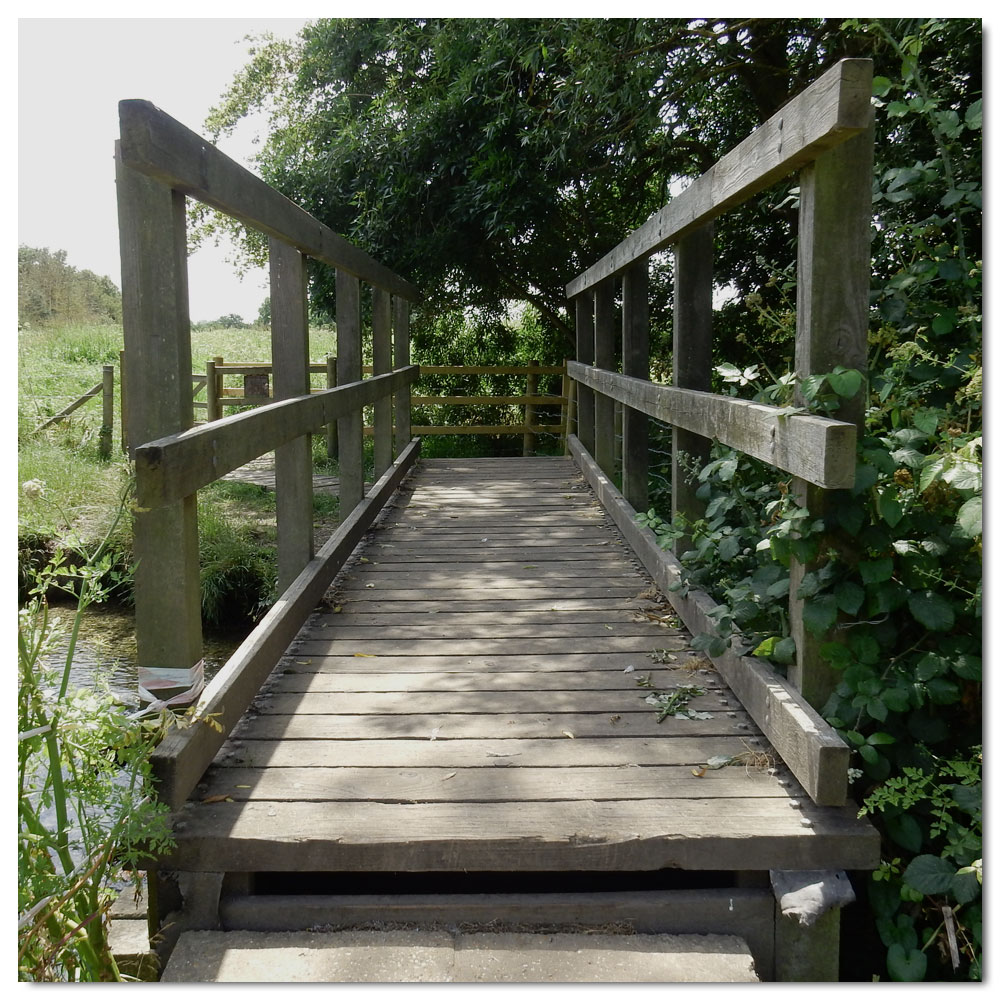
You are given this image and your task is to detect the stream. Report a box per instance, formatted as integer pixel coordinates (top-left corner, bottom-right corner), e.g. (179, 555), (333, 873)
(40, 601), (249, 710)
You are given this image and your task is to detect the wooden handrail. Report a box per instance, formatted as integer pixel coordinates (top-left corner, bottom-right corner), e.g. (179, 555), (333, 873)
(566, 59), (873, 297)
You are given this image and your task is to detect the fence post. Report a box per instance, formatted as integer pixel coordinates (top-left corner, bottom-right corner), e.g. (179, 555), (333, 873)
(393, 297), (411, 450)
(116, 143), (203, 710)
(522, 359), (539, 456)
(99, 364), (114, 459)
(269, 237), (314, 593)
(325, 355), (339, 460)
(671, 223), (715, 556)
(372, 288), (393, 477)
(205, 359), (221, 422)
(621, 260), (649, 511)
(574, 294), (595, 455)
(788, 123), (874, 709)
(593, 277), (616, 477)
(337, 270), (364, 518)
(562, 360), (575, 456)
(118, 350), (128, 453)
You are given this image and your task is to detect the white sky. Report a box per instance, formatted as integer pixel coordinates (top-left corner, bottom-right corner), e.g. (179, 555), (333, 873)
(18, 17), (312, 322)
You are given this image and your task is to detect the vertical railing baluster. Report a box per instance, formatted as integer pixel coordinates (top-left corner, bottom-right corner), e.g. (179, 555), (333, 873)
(337, 271), (364, 518)
(621, 260), (649, 511)
(372, 287), (393, 476)
(593, 277), (616, 477)
(671, 224), (715, 557)
(394, 298), (412, 450)
(270, 238), (314, 592)
(574, 294), (595, 455)
(788, 125), (874, 708)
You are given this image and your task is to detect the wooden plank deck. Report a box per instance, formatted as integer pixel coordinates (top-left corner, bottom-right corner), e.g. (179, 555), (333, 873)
(167, 457), (878, 875)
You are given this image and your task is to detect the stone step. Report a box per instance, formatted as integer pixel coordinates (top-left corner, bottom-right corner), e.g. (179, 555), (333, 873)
(161, 928), (759, 983)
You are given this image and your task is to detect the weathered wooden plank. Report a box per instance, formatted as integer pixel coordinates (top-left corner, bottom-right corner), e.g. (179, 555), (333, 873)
(328, 587), (647, 603)
(269, 238), (314, 592)
(565, 59), (873, 296)
(149, 440), (421, 811)
(294, 635), (682, 657)
(198, 764), (785, 803)
(368, 545), (624, 561)
(164, 797), (880, 873)
(135, 367), (417, 506)
(280, 650), (694, 675)
(327, 601), (663, 617)
(569, 362), (856, 490)
(231, 711), (754, 742)
(569, 436), (850, 807)
(295, 622), (675, 642)
(347, 560), (639, 578)
(301, 608), (671, 628)
(257, 687), (733, 716)
(210, 736), (761, 770)
(269, 666), (716, 694)
(118, 100), (418, 300)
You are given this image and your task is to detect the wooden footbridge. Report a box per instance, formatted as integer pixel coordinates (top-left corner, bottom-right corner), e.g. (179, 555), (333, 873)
(117, 59), (880, 982)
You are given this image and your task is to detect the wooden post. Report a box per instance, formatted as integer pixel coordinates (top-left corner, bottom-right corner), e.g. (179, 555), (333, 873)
(621, 261), (649, 511)
(593, 277), (616, 477)
(522, 359), (539, 456)
(205, 359), (221, 422)
(118, 350), (128, 452)
(672, 223), (714, 556)
(393, 297), (411, 450)
(116, 142), (202, 709)
(372, 287), (393, 477)
(99, 364), (114, 458)
(788, 124), (874, 709)
(574, 294), (595, 455)
(337, 270), (364, 519)
(269, 237), (314, 594)
(325, 355), (339, 459)
(562, 360), (575, 456)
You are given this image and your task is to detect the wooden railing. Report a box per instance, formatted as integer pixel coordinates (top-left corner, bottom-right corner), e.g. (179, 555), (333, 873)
(116, 99), (421, 809)
(564, 58), (875, 807)
(32, 364), (115, 458)
(187, 359), (572, 455)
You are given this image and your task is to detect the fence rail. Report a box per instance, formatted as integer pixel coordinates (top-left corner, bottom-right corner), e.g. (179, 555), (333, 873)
(564, 57), (875, 807)
(32, 364), (115, 458)
(117, 99), (421, 809)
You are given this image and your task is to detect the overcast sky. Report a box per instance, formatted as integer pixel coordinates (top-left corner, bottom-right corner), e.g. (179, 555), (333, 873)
(18, 17), (312, 322)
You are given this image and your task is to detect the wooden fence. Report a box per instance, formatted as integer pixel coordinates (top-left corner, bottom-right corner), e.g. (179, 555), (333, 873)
(116, 99), (421, 807)
(189, 358), (571, 455)
(33, 364), (115, 458)
(564, 58), (875, 807)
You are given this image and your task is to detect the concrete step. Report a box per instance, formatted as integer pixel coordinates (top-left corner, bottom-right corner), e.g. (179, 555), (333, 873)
(161, 928), (759, 983)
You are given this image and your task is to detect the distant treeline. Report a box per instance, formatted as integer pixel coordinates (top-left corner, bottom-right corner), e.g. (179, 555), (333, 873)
(18, 246), (122, 328)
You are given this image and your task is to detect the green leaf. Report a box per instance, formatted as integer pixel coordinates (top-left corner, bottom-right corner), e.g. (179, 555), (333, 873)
(827, 367), (863, 399)
(965, 98), (983, 129)
(903, 854), (955, 895)
(860, 558), (894, 585)
(915, 653), (948, 681)
(886, 813), (924, 853)
(881, 686), (910, 712)
(820, 642), (852, 669)
(872, 75), (892, 97)
(834, 581), (865, 615)
(866, 731), (896, 745)
(887, 943), (927, 982)
(866, 697), (888, 722)
(802, 593), (837, 635)
(877, 495), (904, 527)
(772, 637), (796, 664)
(956, 496), (982, 537)
(908, 590), (955, 631)
(717, 534), (741, 561)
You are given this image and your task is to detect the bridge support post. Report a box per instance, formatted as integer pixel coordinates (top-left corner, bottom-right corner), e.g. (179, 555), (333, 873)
(373, 288), (393, 476)
(574, 294), (595, 456)
(394, 299), (412, 451)
(671, 223), (714, 557)
(337, 271), (364, 519)
(522, 360), (539, 456)
(116, 145), (203, 709)
(621, 260), (649, 511)
(593, 278), (616, 478)
(325, 355), (339, 459)
(788, 123), (874, 709)
(270, 238), (314, 593)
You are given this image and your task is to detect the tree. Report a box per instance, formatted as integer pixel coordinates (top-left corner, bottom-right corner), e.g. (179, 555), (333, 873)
(18, 246), (122, 327)
(201, 18), (863, 352)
